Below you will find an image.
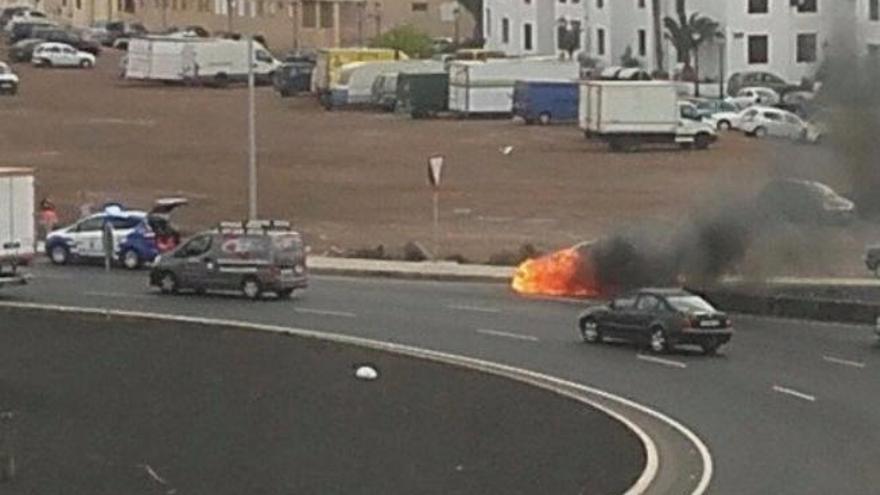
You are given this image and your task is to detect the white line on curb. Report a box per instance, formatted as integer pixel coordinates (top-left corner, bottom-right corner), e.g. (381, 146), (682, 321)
(294, 308), (357, 318)
(822, 355), (866, 369)
(772, 385), (817, 402)
(637, 354), (688, 369)
(448, 304), (501, 313)
(0, 300), (718, 495)
(84, 291), (153, 300)
(476, 328), (540, 342)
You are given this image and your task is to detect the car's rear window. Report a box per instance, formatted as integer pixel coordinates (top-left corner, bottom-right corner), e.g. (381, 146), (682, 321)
(667, 296), (716, 313)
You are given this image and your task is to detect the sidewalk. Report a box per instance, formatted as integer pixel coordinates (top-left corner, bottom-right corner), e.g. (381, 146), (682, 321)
(308, 257), (514, 284)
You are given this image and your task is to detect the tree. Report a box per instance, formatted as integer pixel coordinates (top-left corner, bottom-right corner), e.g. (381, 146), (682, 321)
(663, 0), (719, 96)
(557, 21), (582, 61)
(651, 0), (664, 74)
(369, 25), (434, 58)
(620, 46), (642, 68)
(457, 0), (483, 42)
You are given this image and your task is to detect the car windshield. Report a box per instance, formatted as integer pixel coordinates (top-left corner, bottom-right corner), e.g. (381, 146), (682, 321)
(667, 296), (716, 313)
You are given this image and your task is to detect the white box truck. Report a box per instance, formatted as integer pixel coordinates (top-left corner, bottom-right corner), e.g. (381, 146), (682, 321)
(449, 59), (580, 115)
(0, 167), (34, 288)
(579, 80), (717, 151)
(125, 37), (281, 86)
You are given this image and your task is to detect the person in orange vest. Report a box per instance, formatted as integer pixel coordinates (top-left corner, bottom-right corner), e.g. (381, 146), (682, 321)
(38, 197), (58, 241)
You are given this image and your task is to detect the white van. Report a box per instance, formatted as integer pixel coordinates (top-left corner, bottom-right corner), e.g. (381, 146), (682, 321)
(125, 37), (281, 86)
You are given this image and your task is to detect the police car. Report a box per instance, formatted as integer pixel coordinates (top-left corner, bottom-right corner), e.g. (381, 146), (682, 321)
(45, 198), (187, 269)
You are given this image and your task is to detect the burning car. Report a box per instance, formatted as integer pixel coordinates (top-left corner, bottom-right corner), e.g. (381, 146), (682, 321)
(577, 288), (733, 355)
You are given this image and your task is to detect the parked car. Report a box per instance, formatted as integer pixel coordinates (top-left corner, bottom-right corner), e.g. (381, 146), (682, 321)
(577, 288), (733, 355)
(689, 98), (742, 120)
(7, 19), (56, 44)
(756, 179), (856, 225)
(4, 10), (47, 32)
(727, 71), (799, 98)
(8, 37), (44, 62)
(395, 71), (449, 118)
(102, 21), (147, 48)
(513, 79), (579, 125)
(149, 220), (308, 300)
(0, 62), (19, 95)
(0, 6), (35, 29)
(32, 42), (96, 68)
(728, 86), (781, 108)
(740, 106), (822, 142)
(31, 26), (101, 55)
(274, 61), (315, 97)
(371, 72), (399, 111)
(45, 199), (187, 269)
(704, 107), (755, 131)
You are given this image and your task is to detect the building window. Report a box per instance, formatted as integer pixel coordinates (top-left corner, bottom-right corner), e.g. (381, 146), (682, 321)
(597, 28), (605, 55)
(411, 2), (427, 12)
(76, 0), (81, 9)
(872, 0), (880, 21)
(748, 0), (768, 14)
(597, 0), (603, 8)
(638, 28), (646, 56)
(748, 35), (768, 64)
(302, 0), (317, 27)
(319, 1), (333, 28)
(502, 17), (509, 44)
(797, 0), (817, 13)
(570, 20), (581, 49)
(796, 33), (817, 62)
(638, 0), (645, 7)
(523, 23), (533, 51)
(524, 0), (531, 4)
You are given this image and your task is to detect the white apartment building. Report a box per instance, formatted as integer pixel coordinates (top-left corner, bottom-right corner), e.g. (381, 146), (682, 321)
(484, 0), (880, 85)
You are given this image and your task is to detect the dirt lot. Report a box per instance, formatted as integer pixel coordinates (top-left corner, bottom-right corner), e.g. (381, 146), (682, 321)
(0, 50), (875, 275)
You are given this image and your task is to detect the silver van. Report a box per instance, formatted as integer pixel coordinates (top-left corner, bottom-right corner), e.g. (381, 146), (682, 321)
(149, 220), (307, 300)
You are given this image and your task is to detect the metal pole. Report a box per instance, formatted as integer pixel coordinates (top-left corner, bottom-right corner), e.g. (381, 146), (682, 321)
(432, 189), (439, 261)
(247, 36), (258, 220)
(719, 40), (725, 98)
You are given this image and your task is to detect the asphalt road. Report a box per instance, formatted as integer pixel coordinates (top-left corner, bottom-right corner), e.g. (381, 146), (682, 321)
(0, 309), (643, 494)
(5, 264), (880, 494)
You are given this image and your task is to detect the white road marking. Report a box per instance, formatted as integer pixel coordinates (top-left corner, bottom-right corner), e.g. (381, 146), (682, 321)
(294, 308), (357, 318)
(448, 304), (501, 313)
(772, 385), (816, 402)
(822, 355), (866, 369)
(475, 328), (540, 342)
(636, 354), (688, 369)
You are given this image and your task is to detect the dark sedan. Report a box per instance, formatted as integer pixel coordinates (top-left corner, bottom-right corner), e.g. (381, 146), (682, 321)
(577, 288), (733, 355)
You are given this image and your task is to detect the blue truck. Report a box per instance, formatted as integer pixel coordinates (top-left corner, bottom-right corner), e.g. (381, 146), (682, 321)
(512, 80), (579, 125)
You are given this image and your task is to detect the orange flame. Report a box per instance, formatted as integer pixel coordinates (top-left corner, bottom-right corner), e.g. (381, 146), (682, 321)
(511, 247), (600, 297)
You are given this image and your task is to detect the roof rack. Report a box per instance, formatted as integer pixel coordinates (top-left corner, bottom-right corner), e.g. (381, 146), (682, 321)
(216, 219), (292, 234)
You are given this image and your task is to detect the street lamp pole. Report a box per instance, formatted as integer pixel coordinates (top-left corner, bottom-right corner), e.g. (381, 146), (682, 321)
(717, 31), (726, 98)
(247, 36), (258, 220)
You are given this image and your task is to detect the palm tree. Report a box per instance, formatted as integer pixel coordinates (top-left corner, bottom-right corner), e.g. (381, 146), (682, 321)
(663, 0), (719, 96)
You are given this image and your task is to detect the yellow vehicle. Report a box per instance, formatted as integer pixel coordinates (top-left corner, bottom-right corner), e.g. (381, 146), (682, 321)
(311, 48), (406, 94)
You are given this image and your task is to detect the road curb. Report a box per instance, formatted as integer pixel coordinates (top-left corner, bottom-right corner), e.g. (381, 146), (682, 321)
(0, 301), (717, 495)
(310, 266), (511, 284)
(700, 288), (880, 326)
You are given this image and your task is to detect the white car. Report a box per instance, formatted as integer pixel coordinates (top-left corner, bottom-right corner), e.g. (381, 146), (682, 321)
(727, 86), (780, 108)
(32, 42), (96, 68)
(740, 106), (822, 143)
(0, 62), (19, 95)
(705, 107), (754, 131)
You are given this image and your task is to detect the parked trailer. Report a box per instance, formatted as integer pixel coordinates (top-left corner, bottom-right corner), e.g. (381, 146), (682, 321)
(579, 80), (717, 151)
(327, 59), (443, 109)
(448, 59), (579, 116)
(0, 167), (34, 288)
(396, 71), (449, 118)
(125, 37), (281, 86)
(311, 48), (404, 97)
(512, 79), (579, 125)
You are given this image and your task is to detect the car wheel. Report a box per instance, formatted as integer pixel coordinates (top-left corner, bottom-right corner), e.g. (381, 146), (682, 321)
(120, 249), (141, 270)
(49, 244), (70, 265)
(579, 317), (602, 344)
(538, 112), (552, 125)
(241, 276), (263, 300)
(754, 126), (768, 138)
(277, 288), (294, 299)
(79, 59), (93, 68)
(158, 272), (179, 295)
(649, 327), (669, 354)
(694, 133), (711, 150)
(717, 120), (731, 131)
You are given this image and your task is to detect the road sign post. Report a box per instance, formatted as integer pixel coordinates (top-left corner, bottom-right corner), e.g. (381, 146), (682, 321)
(427, 155), (444, 261)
